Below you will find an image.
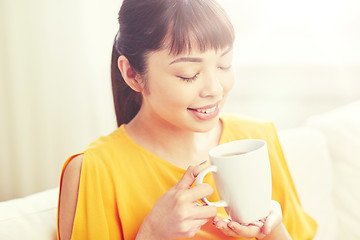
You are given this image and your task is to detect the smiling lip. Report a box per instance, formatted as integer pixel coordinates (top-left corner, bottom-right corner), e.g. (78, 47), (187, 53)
(188, 102), (221, 120)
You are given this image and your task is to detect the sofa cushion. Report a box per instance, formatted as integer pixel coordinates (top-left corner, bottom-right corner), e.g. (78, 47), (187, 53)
(0, 188), (58, 240)
(306, 101), (360, 240)
(278, 126), (338, 240)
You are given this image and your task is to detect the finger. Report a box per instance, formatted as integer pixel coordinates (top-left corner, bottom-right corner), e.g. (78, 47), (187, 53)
(249, 220), (264, 228)
(262, 215), (280, 235)
(175, 161), (208, 190)
(262, 201), (282, 235)
(227, 220), (263, 238)
(187, 183), (214, 202)
(192, 160), (210, 178)
(262, 216), (271, 235)
(213, 218), (230, 229)
(217, 227), (239, 237)
(192, 205), (218, 219)
(175, 166), (197, 189)
(213, 218), (244, 237)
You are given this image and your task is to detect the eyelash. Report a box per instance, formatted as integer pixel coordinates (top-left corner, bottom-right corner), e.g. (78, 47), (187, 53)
(179, 74), (199, 82)
(178, 66), (231, 83)
(218, 65), (232, 71)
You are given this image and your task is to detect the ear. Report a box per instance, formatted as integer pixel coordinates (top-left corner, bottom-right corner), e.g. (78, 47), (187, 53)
(117, 55), (143, 92)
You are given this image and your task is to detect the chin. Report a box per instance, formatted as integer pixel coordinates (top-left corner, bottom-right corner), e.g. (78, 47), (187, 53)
(190, 116), (221, 133)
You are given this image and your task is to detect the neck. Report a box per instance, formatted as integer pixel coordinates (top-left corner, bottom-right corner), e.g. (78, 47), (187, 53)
(124, 108), (222, 169)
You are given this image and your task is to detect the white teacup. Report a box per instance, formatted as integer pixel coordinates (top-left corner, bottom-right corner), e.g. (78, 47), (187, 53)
(196, 139), (272, 224)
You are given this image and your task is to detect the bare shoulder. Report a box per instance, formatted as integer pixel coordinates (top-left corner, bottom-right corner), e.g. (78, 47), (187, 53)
(62, 154), (83, 183)
(59, 154), (83, 240)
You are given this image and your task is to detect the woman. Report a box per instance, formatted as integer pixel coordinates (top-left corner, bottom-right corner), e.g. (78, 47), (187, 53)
(58, 0), (317, 239)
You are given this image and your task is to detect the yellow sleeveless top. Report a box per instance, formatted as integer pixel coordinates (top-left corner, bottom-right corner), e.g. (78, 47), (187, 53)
(57, 115), (317, 240)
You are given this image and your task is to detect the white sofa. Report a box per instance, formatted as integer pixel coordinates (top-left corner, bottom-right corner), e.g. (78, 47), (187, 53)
(1, 101), (359, 240)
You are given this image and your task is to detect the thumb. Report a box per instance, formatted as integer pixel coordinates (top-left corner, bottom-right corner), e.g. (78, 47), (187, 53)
(262, 201), (282, 235)
(175, 161), (208, 190)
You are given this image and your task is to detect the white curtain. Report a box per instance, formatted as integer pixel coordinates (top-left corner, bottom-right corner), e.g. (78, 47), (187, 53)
(0, 0), (120, 201)
(1, 0), (360, 201)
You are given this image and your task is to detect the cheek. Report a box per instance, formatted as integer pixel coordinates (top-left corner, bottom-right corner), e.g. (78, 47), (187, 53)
(222, 71), (235, 94)
(148, 79), (194, 108)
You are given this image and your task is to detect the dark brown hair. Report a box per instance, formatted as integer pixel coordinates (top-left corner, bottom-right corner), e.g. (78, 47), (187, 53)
(111, 0), (235, 126)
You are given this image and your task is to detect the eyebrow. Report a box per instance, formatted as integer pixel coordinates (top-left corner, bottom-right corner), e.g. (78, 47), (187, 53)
(221, 46), (233, 57)
(169, 46), (233, 65)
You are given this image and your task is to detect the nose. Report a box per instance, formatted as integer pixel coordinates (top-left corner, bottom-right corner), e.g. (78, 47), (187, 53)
(200, 72), (223, 98)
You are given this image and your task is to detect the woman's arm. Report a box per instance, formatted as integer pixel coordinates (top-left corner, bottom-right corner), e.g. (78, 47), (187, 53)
(58, 154), (83, 240)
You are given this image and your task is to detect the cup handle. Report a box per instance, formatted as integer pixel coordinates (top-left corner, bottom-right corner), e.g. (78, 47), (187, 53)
(195, 165), (228, 208)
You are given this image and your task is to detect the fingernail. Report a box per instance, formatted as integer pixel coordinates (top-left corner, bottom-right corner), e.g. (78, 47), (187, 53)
(264, 227), (271, 235)
(252, 221), (264, 228)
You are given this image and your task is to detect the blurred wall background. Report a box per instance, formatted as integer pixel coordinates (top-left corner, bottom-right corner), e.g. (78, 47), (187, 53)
(0, 0), (359, 201)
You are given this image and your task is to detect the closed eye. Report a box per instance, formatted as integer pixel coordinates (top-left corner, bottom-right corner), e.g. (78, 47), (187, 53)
(178, 73), (199, 82)
(218, 65), (232, 71)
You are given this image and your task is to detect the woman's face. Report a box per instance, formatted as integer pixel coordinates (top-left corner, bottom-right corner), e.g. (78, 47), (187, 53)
(139, 46), (234, 133)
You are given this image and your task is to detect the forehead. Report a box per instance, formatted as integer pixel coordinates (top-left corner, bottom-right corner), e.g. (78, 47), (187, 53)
(146, 45), (232, 68)
(145, 29), (233, 67)
(159, 25), (233, 54)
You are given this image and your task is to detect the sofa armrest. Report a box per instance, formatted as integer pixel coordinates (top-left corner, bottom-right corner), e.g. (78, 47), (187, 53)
(306, 100), (360, 239)
(0, 188), (58, 240)
(278, 127), (338, 240)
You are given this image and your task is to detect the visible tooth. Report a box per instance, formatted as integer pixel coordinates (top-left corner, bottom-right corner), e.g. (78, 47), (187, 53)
(196, 106), (216, 114)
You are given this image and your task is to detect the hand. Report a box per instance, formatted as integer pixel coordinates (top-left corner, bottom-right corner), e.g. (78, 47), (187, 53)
(213, 200), (283, 239)
(136, 162), (218, 240)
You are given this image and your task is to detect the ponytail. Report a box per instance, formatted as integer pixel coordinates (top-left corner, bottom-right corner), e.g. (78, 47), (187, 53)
(111, 39), (142, 127)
